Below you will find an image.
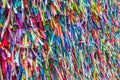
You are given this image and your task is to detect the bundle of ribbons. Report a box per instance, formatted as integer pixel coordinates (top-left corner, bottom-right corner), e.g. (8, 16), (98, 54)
(0, 0), (120, 80)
